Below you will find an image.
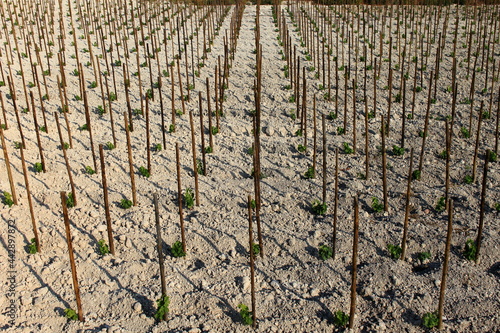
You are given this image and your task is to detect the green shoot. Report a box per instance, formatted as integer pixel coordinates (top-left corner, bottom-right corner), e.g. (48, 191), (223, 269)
(34, 162), (43, 173)
(139, 166), (150, 178)
(495, 203), (500, 212)
(487, 151), (497, 162)
(304, 165), (315, 179)
(252, 243), (260, 256)
(417, 251), (431, 263)
(169, 124), (175, 133)
(120, 199), (133, 209)
(297, 144), (307, 153)
(211, 126), (219, 135)
(337, 127), (345, 135)
(246, 147), (254, 156)
(328, 112), (337, 120)
(66, 192), (75, 208)
(63, 142), (70, 150)
(85, 166), (95, 175)
(392, 145), (405, 156)
(171, 241), (186, 257)
(438, 150), (448, 159)
(387, 243), (402, 259)
(154, 143), (162, 152)
(2, 191), (14, 207)
(64, 308), (78, 320)
(342, 142), (353, 154)
(154, 294), (170, 321)
(318, 245), (332, 260)
(238, 304), (253, 325)
(463, 239), (477, 261)
(421, 311), (439, 329)
(205, 146), (213, 154)
(333, 310), (349, 328)
(463, 175), (473, 184)
(295, 129), (303, 136)
(28, 238), (37, 254)
(371, 197), (384, 213)
(184, 188), (194, 209)
(311, 200), (327, 215)
(97, 239), (110, 256)
(435, 196), (446, 212)
(106, 142), (115, 150)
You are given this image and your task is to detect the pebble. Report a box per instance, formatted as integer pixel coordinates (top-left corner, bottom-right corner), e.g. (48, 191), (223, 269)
(310, 288), (320, 297)
(133, 302), (142, 313)
(97, 224), (107, 232)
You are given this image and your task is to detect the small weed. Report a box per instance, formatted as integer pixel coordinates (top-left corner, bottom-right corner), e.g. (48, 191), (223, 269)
(412, 170), (421, 180)
(297, 144), (307, 153)
(249, 199), (256, 209)
(494, 203), (500, 212)
(288, 95), (296, 103)
(392, 145), (405, 156)
(79, 123), (88, 131)
(238, 304), (253, 325)
(211, 126), (219, 135)
(418, 130), (427, 138)
(89, 81), (97, 88)
(417, 251), (431, 263)
(169, 124), (175, 133)
(63, 142), (70, 150)
(318, 245), (333, 260)
(438, 150), (447, 159)
(463, 174), (473, 184)
(154, 144), (162, 152)
(333, 310), (349, 328)
(289, 112), (296, 120)
(196, 159), (204, 175)
(205, 146), (213, 154)
(463, 239), (477, 261)
(394, 93), (402, 103)
(66, 192), (75, 208)
(435, 196), (446, 212)
(154, 294), (170, 321)
(171, 240), (186, 257)
(371, 197), (384, 213)
(120, 199), (133, 209)
(184, 188), (194, 209)
(33, 162), (43, 173)
(139, 166), (150, 178)
(387, 243), (402, 259)
(252, 243), (260, 256)
(64, 308), (78, 321)
(106, 142), (115, 150)
(2, 191), (14, 207)
(109, 92), (117, 102)
(487, 151), (497, 162)
(295, 129), (303, 136)
(311, 200), (327, 215)
(96, 105), (105, 115)
(85, 166), (95, 175)
(342, 142), (353, 154)
(482, 111), (491, 120)
(337, 127), (345, 135)
(421, 311), (439, 329)
(28, 238), (37, 254)
(460, 127), (470, 138)
(146, 89), (153, 99)
(415, 86), (422, 92)
(97, 239), (109, 256)
(304, 165), (315, 179)
(329, 112), (337, 120)
(14, 141), (22, 149)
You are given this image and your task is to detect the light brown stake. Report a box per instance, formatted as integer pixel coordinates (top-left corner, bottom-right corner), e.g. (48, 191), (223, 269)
(29, 92), (46, 172)
(124, 112), (137, 206)
(438, 199), (454, 330)
(332, 148), (339, 260)
(146, 97), (151, 174)
(312, 95), (317, 175)
(322, 114), (327, 204)
(381, 115), (388, 212)
(206, 77), (214, 150)
(349, 195), (360, 329)
(154, 192), (167, 321)
(400, 148), (414, 260)
(20, 147), (40, 252)
(83, 91), (98, 172)
(99, 145), (115, 256)
(54, 112), (77, 207)
(475, 151), (490, 263)
(472, 101), (484, 183)
(445, 119), (451, 210)
(189, 111), (200, 206)
(198, 92), (207, 176)
(8, 76), (27, 149)
(247, 195), (257, 329)
(60, 191), (84, 322)
(0, 93), (9, 129)
(175, 143), (187, 254)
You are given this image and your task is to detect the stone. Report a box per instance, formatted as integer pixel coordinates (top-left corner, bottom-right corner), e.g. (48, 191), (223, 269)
(133, 302), (142, 313)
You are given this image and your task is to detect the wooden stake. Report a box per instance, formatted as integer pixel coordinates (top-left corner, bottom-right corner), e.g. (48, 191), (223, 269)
(175, 142), (187, 254)
(400, 148), (414, 260)
(99, 144), (115, 256)
(124, 112), (137, 206)
(247, 195), (257, 329)
(349, 194), (360, 329)
(29, 92), (46, 172)
(438, 199), (453, 330)
(54, 113), (77, 207)
(154, 192), (167, 321)
(475, 151), (489, 263)
(60, 191), (84, 322)
(332, 147), (339, 260)
(20, 147), (40, 252)
(381, 115), (388, 212)
(199, 92), (207, 176)
(189, 111), (200, 206)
